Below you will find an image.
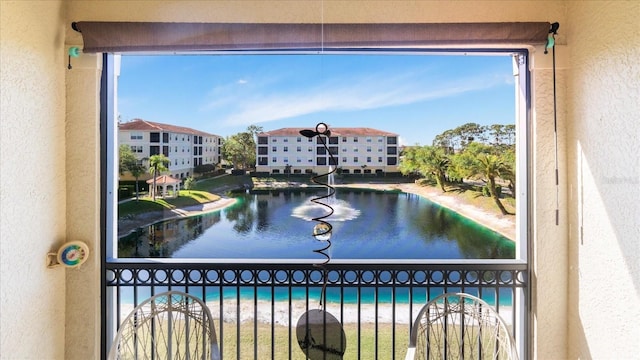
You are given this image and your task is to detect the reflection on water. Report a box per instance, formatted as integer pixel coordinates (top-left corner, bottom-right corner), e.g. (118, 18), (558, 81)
(119, 189), (515, 259)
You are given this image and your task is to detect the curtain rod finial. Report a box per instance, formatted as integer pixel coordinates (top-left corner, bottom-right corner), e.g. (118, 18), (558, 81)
(71, 22), (81, 32)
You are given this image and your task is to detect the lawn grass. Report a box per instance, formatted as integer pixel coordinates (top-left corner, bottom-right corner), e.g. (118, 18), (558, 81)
(118, 190), (220, 218)
(217, 322), (410, 360)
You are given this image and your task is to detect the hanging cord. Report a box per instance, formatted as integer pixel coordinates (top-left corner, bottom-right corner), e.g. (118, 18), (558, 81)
(546, 23), (560, 225)
(300, 123), (337, 307)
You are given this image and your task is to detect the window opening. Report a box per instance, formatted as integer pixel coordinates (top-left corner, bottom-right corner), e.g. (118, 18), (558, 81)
(105, 50), (531, 357)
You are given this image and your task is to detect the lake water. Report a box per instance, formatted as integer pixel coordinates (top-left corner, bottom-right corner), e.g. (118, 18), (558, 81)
(119, 188), (514, 260)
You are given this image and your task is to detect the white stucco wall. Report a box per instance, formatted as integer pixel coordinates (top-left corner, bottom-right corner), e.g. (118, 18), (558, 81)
(565, 2), (640, 358)
(0, 1), (67, 358)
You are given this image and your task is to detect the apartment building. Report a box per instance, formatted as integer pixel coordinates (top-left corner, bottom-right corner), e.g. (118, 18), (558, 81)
(118, 119), (223, 180)
(256, 127), (399, 175)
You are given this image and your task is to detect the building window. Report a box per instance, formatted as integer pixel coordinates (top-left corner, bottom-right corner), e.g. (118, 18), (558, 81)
(163, 132), (169, 143)
(283, 157), (289, 163)
(272, 157), (277, 163)
(283, 146), (288, 152)
(130, 132), (143, 140)
(317, 157), (327, 165)
(258, 147), (268, 155)
(296, 146), (301, 152)
(272, 138), (277, 142)
(108, 50), (530, 354)
(387, 147), (397, 155)
(283, 138), (288, 142)
(149, 146), (160, 156)
(367, 146), (372, 152)
(150, 132), (160, 143)
(272, 146), (277, 152)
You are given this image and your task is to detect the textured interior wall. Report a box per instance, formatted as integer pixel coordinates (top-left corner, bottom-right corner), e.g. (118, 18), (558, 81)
(565, 2), (640, 358)
(64, 1), (569, 359)
(0, 1), (67, 358)
(530, 43), (570, 358)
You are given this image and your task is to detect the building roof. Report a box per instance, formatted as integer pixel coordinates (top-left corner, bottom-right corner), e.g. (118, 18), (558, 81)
(145, 175), (182, 185)
(258, 127), (398, 137)
(119, 118), (217, 137)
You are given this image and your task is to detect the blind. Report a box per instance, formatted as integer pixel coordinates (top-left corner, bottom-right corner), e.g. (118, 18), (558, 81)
(73, 22), (551, 53)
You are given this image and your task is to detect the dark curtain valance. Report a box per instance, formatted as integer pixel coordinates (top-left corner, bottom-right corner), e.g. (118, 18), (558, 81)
(73, 22), (552, 53)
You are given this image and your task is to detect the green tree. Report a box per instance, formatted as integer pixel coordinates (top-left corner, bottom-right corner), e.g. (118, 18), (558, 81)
(222, 125), (263, 170)
(500, 146), (516, 197)
(183, 176), (195, 194)
(119, 145), (147, 201)
(148, 154), (170, 201)
(452, 143), (510, 215)
(399, 145), (450, 192)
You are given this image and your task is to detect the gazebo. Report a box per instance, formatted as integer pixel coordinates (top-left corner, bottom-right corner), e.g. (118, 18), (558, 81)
(146, 175), (181, 199)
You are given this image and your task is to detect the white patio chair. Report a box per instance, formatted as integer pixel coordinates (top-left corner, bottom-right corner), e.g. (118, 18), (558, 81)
(108, 290), (220, 360)
(405, 292), (518, 360)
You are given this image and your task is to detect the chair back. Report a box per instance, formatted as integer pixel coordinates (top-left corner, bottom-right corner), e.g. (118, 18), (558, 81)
(405, 292), (517, 360)
(108, 291), (220, 360)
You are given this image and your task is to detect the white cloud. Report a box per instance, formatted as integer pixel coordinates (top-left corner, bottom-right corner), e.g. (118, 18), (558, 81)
(200, 68), (507, 127)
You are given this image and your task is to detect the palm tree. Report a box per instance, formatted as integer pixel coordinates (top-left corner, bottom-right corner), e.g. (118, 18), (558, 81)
(474, 154), (510, 215)
(398, 145), (450, 192)
(148, 154), (170, 201)
(127, 160), (146, 201)
(423, 148), (450, 192)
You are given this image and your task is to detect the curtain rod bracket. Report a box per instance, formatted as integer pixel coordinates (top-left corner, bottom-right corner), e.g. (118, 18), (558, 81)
(544, 22), (559, 54)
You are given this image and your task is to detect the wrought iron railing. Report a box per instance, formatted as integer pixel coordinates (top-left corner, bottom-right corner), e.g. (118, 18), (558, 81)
(104, 261), (527, 359)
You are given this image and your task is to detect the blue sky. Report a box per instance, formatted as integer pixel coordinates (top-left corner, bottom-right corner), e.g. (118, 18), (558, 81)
(118, 53), (515, 146)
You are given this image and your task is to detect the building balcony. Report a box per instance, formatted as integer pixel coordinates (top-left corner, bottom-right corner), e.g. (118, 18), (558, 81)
(106, 261), (527, 359)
